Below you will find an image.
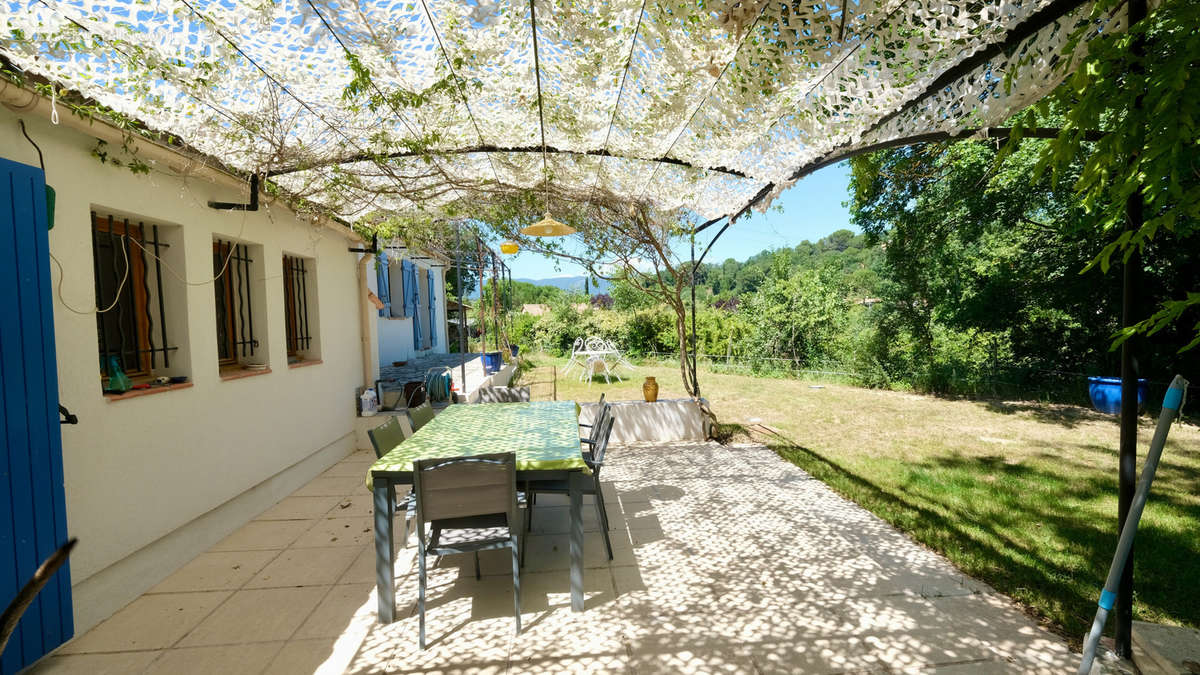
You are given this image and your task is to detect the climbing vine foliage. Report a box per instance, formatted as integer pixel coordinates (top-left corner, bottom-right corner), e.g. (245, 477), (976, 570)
(1, 0), (1129, 229)
(1008, 0), (1200, 350)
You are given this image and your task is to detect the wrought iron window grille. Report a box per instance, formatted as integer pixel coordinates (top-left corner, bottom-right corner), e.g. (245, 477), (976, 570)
(213, 239), (259, 364)
(283, 255), (313, 356)
(91, 212), (177, 378)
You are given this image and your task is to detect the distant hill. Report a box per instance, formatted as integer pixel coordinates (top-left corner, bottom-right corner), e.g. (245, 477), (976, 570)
(515, 276), (612, 295)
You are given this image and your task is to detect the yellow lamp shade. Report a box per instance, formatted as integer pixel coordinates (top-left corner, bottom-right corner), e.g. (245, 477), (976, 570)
(520, 212), (576, 237)
(500, 241), (519, 254)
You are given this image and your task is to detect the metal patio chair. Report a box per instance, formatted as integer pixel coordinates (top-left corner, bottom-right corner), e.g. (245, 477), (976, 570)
(579, 397), (611, 450)
(367, 415), (417, 548)
(413, 452), (523, 649)
(525, 415), (616, 562)
(578, 393), (605, 436)
(407, 402), (436, 431)
(477, 385), (531, 403)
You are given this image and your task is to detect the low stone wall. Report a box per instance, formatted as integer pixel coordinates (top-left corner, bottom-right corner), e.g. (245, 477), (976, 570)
(463, 363), (517, 403)
(579, 398), (709, 443)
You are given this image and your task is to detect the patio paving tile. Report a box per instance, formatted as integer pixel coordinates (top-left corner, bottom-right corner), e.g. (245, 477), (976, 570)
(373, 576), (515, 675)
(292, 474), (369, 497)
(329, 492), (389, 520)
(24, 650), (162, 674)
(148, 550), (279, 593)
(627, 646), (757, 674)
(143, 642), (283, 675)
(256, 495), (345, 521)
(338, 543), (416, 585)
(177, 586), (329, 646)
(508, 653), (634, 674)
(57, 591), (229, 653)
(293, 517), (377, 548)
(211, 519), (313, 551)
(322, 458), (379, 478)
(295, 583), (377, 639)
(245, 546), (360, 589)
(525, 503), (615, 534)
(263, 637), (343, 675)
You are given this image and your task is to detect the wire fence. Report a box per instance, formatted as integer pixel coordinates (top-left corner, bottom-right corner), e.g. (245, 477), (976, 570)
(633, 350), (1189, 409)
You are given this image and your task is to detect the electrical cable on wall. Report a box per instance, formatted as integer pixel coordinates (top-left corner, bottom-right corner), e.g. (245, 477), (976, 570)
(44, 168), (256, 313)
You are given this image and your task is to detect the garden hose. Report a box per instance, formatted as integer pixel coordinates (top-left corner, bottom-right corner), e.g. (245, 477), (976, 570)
(425, 367), (452, 403)
(1077, 374), (1189, 674)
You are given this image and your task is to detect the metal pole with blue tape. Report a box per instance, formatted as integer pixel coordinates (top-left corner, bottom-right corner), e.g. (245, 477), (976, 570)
(1078, 374), (1188, 674)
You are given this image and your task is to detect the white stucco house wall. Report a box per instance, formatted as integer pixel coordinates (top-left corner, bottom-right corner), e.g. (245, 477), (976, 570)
(367, 243), (450, 366)
(0, 88), (383, 635)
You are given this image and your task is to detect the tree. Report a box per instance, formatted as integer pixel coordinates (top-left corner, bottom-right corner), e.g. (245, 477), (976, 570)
(849, 121), (1200, 384)
(477, 193), (708, 399)
(742, 267), (847, 371)
(611, 278), (655, 311)
(1007, 0), (1200, 350)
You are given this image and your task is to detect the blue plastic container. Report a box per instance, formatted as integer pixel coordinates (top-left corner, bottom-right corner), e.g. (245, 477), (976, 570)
(510, 344), (520, 358)
(483, 351), (503, 374)
(1087, 376), (1149, 415)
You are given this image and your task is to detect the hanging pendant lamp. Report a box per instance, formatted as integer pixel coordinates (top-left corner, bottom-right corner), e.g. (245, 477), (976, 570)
(520, 212), (576, 237)
(500, 240), (520, 254)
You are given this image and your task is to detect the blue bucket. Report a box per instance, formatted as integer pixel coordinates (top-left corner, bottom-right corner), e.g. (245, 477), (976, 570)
(483, 351), (503, 374)
(1087, 376), (1149, 415)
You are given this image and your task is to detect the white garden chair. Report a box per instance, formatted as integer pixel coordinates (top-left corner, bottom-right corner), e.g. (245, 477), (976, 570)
(604, 338), (636, 372)
(562, 337), (585, 375)
(581, 355), (614, 386)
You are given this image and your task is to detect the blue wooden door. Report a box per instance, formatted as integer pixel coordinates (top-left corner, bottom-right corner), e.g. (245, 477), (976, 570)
(0, 157), (73, 673)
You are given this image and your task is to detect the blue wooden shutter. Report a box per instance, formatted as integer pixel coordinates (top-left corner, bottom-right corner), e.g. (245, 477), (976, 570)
(0, 157), (74, 674)
(398, 258), (408, 319)
(428, 271), (437, 348)
(375, 250), (390, 317)
(401, 260), (416, 318)
(406, 262), (421, 349)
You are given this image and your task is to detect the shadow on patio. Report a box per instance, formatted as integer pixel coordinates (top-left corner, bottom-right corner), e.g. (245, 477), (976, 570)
(31, 443), (1075, 674)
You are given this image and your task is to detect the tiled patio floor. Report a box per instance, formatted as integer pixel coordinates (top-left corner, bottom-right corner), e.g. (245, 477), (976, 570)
(30, 441), (1075, 674)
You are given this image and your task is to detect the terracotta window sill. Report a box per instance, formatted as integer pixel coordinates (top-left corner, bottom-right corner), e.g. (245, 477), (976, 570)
(105, 382), (194, 402)
(220, 367), (272, 382)
(288, 359), (323, 369)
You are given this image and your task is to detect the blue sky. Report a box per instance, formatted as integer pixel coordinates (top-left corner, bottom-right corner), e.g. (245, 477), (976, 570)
(506, 161), (857, 279)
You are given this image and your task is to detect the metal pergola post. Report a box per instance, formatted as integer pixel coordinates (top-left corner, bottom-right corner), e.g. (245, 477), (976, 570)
(689, 234), (698, 399)
(492, 252), (500, 352)
(1115, 0), (1148, 657)
(456, 223), (467, 392)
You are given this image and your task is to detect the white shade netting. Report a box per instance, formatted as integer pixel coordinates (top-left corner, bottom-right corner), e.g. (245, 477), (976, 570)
(1, 0), (1127, 223)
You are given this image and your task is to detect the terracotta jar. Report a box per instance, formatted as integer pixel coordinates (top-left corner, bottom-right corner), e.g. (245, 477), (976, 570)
(642, 376), (659, 403)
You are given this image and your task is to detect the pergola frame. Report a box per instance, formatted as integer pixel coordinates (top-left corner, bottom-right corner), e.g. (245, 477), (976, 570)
(0, 0), (1148, 657)
(3, 0), (1126, 222)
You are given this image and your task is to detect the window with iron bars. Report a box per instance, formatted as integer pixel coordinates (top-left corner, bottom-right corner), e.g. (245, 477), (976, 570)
(213, 238), (263, 367)
(92, 212), (179, 382)
(282, 254), (317, 360)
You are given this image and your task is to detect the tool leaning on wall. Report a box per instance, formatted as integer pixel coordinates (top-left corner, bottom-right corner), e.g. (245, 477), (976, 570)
(1077, 374), (1189, 674)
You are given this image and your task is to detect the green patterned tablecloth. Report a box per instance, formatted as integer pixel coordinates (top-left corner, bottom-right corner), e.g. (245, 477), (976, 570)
(366, 401), (587, 489)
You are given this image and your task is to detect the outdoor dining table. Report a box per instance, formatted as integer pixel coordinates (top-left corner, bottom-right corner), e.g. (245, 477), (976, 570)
(365, 400), (591, 623)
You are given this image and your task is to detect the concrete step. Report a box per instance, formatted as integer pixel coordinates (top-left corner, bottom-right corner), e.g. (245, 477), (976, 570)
(1133, 620), (1200, 675)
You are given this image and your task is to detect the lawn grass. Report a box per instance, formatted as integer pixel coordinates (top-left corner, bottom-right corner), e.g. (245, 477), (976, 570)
(516, 353), (1200, 644)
